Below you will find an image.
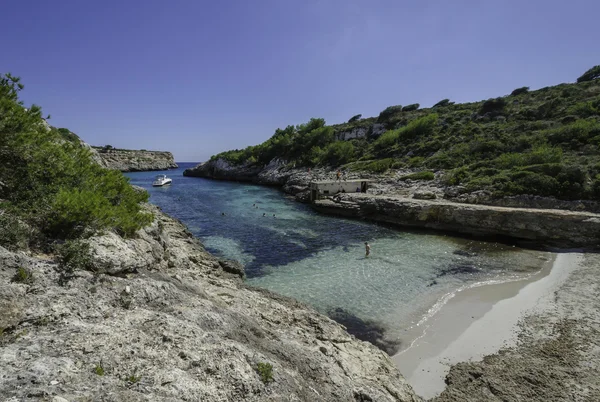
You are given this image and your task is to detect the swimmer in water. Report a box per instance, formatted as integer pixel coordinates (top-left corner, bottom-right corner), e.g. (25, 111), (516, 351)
(364, 242), (371, 257)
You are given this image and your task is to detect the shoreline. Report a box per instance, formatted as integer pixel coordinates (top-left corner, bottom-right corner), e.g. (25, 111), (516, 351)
(183, 166), (600, 249)
(392, 251), (578, 399)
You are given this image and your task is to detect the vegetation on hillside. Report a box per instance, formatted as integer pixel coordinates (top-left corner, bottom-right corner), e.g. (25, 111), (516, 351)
(211, 66), (600, 201)
(0, 74), (153, 251)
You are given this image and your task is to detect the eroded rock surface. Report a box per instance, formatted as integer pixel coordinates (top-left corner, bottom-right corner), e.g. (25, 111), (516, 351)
(0, 206), (420, 402)
(312, 194), (600, 248)
(91, 148), (178, 172)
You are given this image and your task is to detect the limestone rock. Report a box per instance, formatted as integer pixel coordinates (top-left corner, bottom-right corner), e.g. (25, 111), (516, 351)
(90, 148), (178, 172)
(0, 207), (420, 402)
(312, 194), (600, 248)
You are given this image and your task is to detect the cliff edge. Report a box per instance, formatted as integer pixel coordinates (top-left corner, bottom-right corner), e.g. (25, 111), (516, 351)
(91, 147), (178, 172)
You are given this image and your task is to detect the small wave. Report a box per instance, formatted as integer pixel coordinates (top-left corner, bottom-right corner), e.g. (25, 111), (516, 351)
(413, 272), (537, 329)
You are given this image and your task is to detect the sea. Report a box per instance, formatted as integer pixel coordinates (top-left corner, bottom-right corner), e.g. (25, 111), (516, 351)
(126, 163), (550, 354)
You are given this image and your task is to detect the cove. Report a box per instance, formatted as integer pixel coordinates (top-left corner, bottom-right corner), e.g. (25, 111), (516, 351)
(127, 164), (550, 354)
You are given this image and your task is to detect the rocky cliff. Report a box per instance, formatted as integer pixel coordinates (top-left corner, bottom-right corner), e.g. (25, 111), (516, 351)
(0, 205), (420, 402)
(91, 147), (178, 172)
(312, 194), (600, 249)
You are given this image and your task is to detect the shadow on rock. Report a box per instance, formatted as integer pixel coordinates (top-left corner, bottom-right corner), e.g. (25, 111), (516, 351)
(327, 307), (400, 356)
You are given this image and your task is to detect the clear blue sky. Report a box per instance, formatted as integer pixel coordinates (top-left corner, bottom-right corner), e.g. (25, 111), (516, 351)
(2, 0), (598, 162)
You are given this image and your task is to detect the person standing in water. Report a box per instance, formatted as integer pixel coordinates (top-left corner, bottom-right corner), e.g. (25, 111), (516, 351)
(364, 242), (371, 257)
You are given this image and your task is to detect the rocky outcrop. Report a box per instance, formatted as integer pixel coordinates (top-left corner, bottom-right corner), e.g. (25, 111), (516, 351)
(312, 194), (600, 248)
(453, 191), (600, 214)
(91, 148), (178, 172)
(0, 205), (420, 401)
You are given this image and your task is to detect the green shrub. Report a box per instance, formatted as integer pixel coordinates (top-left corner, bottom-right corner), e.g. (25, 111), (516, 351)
(480, 97), (507, 115)
(511, 87), (530, 96)
(348, 159), (394, 173)
(407, 156), (424, 167)
(297, 117), (326, 134)
(577, 65), (600, 83)
(398, 114), (438, 141)
(348, 114), (362, 123)
(257, 362), (273, 384)
(425, 153), (457, 169)
(469, 140), (505, 157)
(548, 120), (600, 145)
(377, 105), (403, 122)
(0, 74), (154, 242)
(125, 373), (141, 384)
(400, 171), (435, 181)
(402, 103), (420, 112)
(433, 99), (452, 108)
(445, 167), (470, 185)
(94, 362), (105, 376)
(12, 267), (33, 284)
(46, 170), (153, 239)
(321, 141), (356, 166)
(57, 128), (80, 143)
(593, 174), (600, 197)
(55, 240), (94, 274)
(0, 212), (29, 250)
(373, 130), (400, 152)
(568, 100), (600, 118)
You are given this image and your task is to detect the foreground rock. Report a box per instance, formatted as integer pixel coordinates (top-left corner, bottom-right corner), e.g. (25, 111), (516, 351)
(312, 193), (600, 248)
(91, 147), (178, 172)
(433, 253), (600, 402)
(0, 206), (420, 402)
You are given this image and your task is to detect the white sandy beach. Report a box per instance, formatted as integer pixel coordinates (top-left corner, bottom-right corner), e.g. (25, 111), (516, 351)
(393, 252), (581, 399)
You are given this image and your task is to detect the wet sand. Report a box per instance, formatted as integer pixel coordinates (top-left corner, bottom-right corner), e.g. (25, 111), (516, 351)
(393, 252), (579, 399)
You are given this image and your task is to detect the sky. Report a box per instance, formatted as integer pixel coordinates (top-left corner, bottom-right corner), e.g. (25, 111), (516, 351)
(2, 0), (599, 162)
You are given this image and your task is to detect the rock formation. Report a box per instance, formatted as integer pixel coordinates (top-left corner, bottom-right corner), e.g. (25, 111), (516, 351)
(0, 205), (420, 401)
(91, 147), (178, 172)
(312, 194), (600, 248)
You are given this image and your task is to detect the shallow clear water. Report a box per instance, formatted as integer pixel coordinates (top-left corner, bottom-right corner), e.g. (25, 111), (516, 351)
(127, 164), (548, 352)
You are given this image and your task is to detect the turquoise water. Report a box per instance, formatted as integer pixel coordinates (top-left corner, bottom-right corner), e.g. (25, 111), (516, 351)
(127, 165), (548, 353)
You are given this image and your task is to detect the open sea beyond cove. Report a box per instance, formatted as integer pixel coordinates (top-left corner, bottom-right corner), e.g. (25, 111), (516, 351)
(127, 164), (550, 354)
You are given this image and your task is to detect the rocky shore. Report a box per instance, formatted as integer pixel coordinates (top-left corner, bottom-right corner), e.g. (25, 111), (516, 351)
(0, 205), (420, 402)
(91, 147), (178, 172)
(313, 194), (600, 249)
(183, 158), (600, 249)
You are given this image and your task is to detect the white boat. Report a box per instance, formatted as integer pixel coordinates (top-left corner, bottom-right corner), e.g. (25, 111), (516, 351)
(152, 174), (172, 187)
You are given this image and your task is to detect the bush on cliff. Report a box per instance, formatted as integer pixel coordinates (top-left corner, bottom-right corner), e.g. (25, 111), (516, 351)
(348, 114), (362, 123)
(511, 87), (530, 96)
(402, 103), (420, 112)
(400, 171), (435, 181)
(433, 99), (453, 107)
(377, 105), (403, 123)
(0, 74), (152, 247)
(577, 65), (600, 83)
